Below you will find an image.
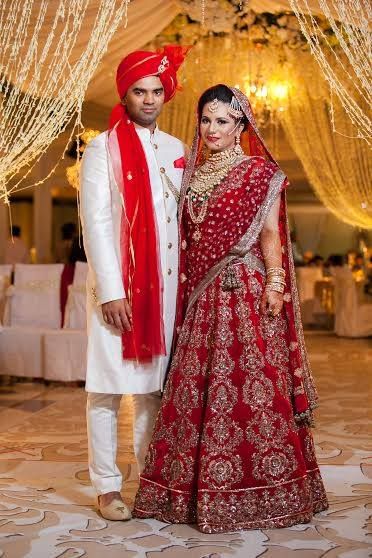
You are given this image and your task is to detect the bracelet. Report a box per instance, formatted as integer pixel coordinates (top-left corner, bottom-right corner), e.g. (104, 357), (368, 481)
(267, 280), (286, 288)
(267, 267), (285, 275)
(266, 283), (285, 294)
(266, 277), (286, 284)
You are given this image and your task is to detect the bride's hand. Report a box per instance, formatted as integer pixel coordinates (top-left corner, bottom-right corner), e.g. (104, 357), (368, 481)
(260, 289), (284, 317)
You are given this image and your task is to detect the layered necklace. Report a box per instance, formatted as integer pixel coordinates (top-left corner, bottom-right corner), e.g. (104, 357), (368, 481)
(187, 144), (243, 242)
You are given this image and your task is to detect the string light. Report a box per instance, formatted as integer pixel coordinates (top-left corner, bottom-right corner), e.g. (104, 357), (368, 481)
(288, 0), (371, 145)
(0, 0), (131, 204)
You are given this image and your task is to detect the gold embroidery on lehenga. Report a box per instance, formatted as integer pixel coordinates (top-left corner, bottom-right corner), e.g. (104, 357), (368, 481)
(134, 152), (328, 532)
(242, 376), (275, 410)
(201, 454), (244, 488)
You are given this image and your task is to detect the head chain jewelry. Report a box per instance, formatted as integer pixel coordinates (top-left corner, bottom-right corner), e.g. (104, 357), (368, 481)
(228, 96), (243, 119)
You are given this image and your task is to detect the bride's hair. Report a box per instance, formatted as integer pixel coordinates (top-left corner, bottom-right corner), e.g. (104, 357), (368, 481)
(197, 84), (248, 129)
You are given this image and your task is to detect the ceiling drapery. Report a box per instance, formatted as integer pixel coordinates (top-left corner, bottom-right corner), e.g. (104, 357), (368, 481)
(83, 0), (344, 108)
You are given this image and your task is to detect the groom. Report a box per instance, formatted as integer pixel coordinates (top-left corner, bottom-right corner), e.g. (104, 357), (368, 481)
(80, 46), (188, 520)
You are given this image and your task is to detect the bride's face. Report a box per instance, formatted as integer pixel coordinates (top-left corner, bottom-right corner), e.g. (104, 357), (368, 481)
(200, 101), (241, 153)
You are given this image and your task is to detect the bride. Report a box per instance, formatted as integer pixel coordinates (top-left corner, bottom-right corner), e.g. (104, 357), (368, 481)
(133, 84), (328, 533)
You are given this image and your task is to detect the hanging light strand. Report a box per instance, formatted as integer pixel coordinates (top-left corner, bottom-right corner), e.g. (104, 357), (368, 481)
(0, 0), (131, 203)
(288, 0), (371, 144)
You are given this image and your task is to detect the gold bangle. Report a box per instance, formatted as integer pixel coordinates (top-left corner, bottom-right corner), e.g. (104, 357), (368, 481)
(266, 284), (285, 293)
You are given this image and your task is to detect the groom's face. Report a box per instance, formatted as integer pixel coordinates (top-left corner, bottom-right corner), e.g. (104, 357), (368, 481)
(124, 76), (165, 129)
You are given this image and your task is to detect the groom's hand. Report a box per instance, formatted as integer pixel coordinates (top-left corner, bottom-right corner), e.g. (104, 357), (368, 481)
(102, 299), (132, 332)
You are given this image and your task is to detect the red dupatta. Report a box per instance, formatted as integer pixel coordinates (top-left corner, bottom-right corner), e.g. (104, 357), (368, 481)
(108, 107), (165, 362)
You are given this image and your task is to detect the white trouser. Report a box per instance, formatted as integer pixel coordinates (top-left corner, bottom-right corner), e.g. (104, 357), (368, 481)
(86, 392), (161, 495)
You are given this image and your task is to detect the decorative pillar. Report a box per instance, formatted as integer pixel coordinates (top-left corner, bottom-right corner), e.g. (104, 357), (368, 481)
(33, 183), (52, 263)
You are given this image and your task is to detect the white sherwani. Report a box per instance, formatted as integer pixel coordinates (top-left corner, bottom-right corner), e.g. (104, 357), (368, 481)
(80, 125), (185, 395)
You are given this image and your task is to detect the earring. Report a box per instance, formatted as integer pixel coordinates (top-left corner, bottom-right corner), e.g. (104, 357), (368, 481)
(234, 134), (243, 155)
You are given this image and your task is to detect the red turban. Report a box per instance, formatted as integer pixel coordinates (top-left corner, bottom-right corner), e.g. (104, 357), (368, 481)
(109, 45), (190, 129)
(116, 45), (189, 101)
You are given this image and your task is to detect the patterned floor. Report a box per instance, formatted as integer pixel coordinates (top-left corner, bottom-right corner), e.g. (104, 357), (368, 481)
(0, 333), (371, 558)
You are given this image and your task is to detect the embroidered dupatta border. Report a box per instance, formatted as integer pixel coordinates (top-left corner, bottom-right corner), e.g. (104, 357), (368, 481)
(185, 168), (286, 312)
(284, 203), (318, 409)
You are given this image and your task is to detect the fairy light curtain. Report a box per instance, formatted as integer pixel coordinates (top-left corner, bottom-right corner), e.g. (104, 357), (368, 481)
(281, 53), (372, 229)
(0, 0), (131, 204)
(288, 0), (371, 145)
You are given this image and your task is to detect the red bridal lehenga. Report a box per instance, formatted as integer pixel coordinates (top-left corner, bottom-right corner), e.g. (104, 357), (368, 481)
(133, 87), (328, 533)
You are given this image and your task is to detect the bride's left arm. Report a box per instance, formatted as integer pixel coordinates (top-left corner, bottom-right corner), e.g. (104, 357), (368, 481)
(259, 195), (284, 317)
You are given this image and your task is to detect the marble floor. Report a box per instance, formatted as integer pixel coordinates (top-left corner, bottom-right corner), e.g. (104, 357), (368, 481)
(0, 333), (371, 558)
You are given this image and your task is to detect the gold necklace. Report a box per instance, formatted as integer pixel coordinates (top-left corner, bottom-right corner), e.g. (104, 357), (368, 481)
(187, 145), (243, 241)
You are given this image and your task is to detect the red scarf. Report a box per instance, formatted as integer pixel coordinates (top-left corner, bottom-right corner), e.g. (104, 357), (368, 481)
(112, 108), (165, 362)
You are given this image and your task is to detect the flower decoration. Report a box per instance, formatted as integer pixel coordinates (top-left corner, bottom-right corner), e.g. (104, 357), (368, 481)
(156, 2), (339, 52)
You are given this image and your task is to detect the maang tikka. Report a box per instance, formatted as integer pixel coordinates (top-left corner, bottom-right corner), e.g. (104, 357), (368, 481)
(208, 98), (219, 113)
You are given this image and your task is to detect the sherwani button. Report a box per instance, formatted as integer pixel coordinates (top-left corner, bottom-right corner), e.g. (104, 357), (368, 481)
(165, 192), (169, 198)
(167, 216), (171, 223)
(160, 167), (165, 173)
(168, 269), (172, 275)
(153, 144), (158, 149)
(168, 243), (172, 249)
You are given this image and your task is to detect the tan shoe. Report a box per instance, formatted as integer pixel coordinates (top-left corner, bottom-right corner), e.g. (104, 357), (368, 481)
(98, 498), (132, 521)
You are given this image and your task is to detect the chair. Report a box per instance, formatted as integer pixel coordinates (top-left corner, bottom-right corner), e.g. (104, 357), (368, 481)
(63, 261), (88, 329)
(3, 263), (63, 328)
(296, 267), (324, 326)
(43, 329), (87, 382)
(333, 268), (372, 337)
(44, 261), (88, 382)
(0, 264), (64, 378)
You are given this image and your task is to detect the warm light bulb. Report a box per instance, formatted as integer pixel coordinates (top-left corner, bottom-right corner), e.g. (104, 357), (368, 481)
(270, 82), (289, 100)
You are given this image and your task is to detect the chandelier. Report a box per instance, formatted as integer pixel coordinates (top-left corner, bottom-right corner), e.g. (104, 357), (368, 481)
(242, 77), (291, 129)
(0, 0), (131, 205)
